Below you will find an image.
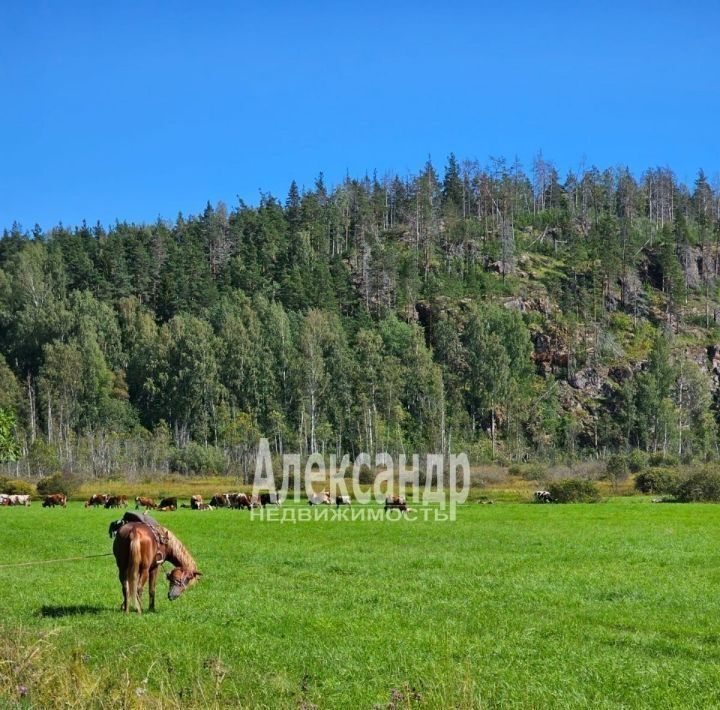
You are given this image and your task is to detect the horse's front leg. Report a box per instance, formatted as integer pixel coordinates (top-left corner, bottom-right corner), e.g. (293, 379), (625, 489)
(149, 565), (159, 612)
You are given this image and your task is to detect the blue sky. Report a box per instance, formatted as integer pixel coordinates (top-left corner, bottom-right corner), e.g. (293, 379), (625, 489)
(1, 1), (719, 231)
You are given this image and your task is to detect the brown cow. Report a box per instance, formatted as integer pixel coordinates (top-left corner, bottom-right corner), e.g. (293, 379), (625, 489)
(210, 494), (230, 508)
(85, 494), (109, 508)
(229, 493), (252, 510)
(105, 495), (128, 509)
(43, 493), (67, 508)
(135, 496), (157, 510)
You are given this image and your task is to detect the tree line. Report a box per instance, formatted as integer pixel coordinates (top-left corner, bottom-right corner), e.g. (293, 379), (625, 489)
(2, 155), (720, 477)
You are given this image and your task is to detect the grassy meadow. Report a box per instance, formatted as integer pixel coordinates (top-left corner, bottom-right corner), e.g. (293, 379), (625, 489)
(1, 498), (720, 708)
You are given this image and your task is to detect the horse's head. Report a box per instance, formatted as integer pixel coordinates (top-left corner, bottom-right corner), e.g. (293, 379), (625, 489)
(166, 568), (202, 600)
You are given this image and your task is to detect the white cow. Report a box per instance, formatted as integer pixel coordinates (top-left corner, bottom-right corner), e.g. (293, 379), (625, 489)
(9, 494), (31, 506)
(308, 491), (331, 506)
(534, 490), (553, 503)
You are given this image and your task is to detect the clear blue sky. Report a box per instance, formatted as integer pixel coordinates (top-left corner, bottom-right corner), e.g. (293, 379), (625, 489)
(1, 1), (719, 231)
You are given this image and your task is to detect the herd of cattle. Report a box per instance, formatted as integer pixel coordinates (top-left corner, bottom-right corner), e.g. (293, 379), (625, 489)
(1, 490), (412, 511)
(0, 493), (31, 506)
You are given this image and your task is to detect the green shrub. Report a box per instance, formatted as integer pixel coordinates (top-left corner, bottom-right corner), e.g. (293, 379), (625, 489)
(548, 479), (600, 503)
(1, 479), (35, 495)
(605, 454), (629, 485)
(36, 472), (82, 498)
(648, 453), (679, 467)
(634, 468), (678, 495)
(169, 443), (227, 476)
(628, 449), (648, 473)
(358, 464), (375, 485)
(673, 470), (720, 502)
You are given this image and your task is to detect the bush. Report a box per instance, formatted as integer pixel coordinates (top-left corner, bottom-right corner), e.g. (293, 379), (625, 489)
(169, 443), (227, 476)
(358, 464), (375, 485)
(673, 470), (720, 502)
(1, 478), (35, 495)
(648, 453), (679, 467)
(36, 472), (82, 498)
(634, 468), (678, 495)
(605, 454), (629, 485)
(628, 449), (648, 473)
(548, 479), (600, 503)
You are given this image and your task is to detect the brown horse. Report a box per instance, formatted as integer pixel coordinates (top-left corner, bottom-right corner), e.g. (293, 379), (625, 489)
(112, 522), (201, 613)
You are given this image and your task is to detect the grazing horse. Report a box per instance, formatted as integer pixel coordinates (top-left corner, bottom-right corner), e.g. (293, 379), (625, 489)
(112, 521), (202, 613)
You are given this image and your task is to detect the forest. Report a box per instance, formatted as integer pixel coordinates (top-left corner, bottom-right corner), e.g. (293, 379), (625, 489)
(1, 154), (720, 478)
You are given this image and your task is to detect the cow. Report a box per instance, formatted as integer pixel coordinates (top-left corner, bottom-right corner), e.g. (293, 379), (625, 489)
(0, 494), (9, 506)
(259, 492), (282, 507)
(85, 494), (109, 508)
(156, 504), (177, 512)
(105, 495), (128, 509)
(158, 497), (177, 509)
(308, 491), (331, 506)
(534, 490), (553, 503)
(9, 494), (31, 506)
(384, 496), (407, 512)
(229, 493), (253, 510)
(210, 494), (230, 508)
(336, 495), (351, 509)
(42, 493), (67, 508)
(190, 495), (203, 510)
(135, 496), (157, 510)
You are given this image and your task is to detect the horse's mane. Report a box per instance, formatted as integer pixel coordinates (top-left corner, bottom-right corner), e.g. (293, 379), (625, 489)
(162, 528), (197, 572)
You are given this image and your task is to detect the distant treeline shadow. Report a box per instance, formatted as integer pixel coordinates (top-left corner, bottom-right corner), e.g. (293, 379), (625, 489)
(39, 604), (107, 618)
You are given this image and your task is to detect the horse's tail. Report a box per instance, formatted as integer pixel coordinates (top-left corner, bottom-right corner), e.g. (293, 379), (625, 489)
(127, 531), (143, 611)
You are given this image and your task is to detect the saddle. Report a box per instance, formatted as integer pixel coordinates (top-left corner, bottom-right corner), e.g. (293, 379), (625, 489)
(107, 511), (170, 564)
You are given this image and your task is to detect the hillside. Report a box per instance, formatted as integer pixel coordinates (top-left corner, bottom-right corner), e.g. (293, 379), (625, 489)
(1, 156), (720, 476)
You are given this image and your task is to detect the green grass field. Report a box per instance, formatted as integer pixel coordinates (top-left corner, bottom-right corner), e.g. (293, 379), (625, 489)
(2, 499), (720, 708)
